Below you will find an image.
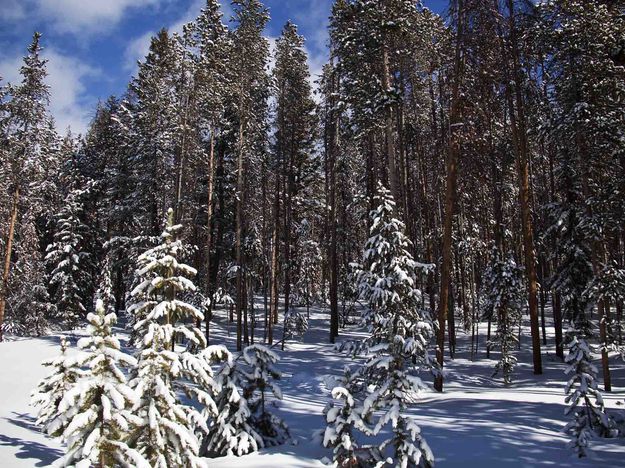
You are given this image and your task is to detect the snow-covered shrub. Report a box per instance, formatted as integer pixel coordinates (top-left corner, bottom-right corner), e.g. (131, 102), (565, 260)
(242, 344), (290, 447)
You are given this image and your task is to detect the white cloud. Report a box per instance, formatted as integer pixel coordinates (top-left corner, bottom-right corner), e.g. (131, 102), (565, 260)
(123, 0), (206, 73)
(124, 31), (154, 72)
(0, 49), (99, 135)
(45, 49), (100, 134)
(0, 0), (27, 21)
(35, 0), (168, 35)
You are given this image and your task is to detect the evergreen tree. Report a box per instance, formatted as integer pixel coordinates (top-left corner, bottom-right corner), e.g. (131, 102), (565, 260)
(241, 344), (290, 447)
(0, 32), (56, 341)
(272, 21), (318, 338)
(126, 208), (206, 467)
(294, 220), (322, 317)
(95, 256), (117, 316)
(4, 214), (54, 336)
(126, 29), (179, 236)
(481, 251), (525, 384)
(563, 333), (617, 457)
(323, 367), (373, 467)
(201, 347), (263, 458)
(45, 187), (92, 329)
(52, 300), (147, 467)
(192, 0), (231, 339)
(229, 0), (271, 351)
(31, 337), (84, 434)
(334, 183), (435, 467)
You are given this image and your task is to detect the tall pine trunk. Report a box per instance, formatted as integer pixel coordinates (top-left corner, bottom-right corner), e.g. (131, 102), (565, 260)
(503, 0), (542, 374)
(235, 120), (245, 351)
(435, 0), (464, 393)
(204, 129), (216, 343)
(0, 186), (20, 342)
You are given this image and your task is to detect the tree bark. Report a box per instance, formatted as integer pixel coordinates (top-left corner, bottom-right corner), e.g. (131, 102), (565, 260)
(235, 120), (245, 351)
(204, 128), (216, 343)
(504, 0), (542, 374)
(0, 186), (20, 342)
(434, 0), (464, 393)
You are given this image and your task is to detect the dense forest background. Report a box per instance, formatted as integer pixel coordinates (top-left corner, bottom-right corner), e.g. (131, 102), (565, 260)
(1, 0), (625, 462)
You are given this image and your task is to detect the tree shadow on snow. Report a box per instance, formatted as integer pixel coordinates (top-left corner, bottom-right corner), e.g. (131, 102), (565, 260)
(2, 412), (62, 466)
(1, 413), (61, 467)
(411, 398), (623, 467)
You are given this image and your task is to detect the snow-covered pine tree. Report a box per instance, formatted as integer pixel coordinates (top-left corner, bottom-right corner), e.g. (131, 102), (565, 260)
(0, 32), (57, 342)
(481, 250), (525, 384)
(94, 256), (117, 316)
(548, 152), (616, 456)
(4, 215), (54, 336)
(563, 332), (617, 457)
(283, 308), (309, 344)
(198, 346), (263, 458)
(126, 208), (206, 467)
(31, 337), (84, 434)
(126, 29), (179, 237)
(241, 344), (290, 447)
(323, 366), (375, 467)
(45, 187), (92, 329)
(51, 300), (147, 467)
(191, 0), (230, 341)
(343, 182), (434, 467)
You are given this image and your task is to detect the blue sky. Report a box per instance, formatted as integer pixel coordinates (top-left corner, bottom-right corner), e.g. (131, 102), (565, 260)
(0, 0), (447, 134)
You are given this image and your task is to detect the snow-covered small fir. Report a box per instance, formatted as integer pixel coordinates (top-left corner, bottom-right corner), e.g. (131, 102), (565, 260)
(481, 250), (525, 384)
(50, 300), (146, 467)
(564, 331), (618, 457)
(125, 209), (207, 467)
(323, 366), (373, 466)
(328, 183), (435, 467)
(284, 308), (309, 344)
(241, 344), (290, 447)
(31, 337), (84, 435)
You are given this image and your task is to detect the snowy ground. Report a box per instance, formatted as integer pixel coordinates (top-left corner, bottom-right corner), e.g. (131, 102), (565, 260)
(1, 301), (624, 467)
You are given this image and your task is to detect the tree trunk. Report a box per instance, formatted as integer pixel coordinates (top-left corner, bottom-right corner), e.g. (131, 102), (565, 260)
(235, 120), (246, 351)
(381, 41), (398, 200)
(268, 166), (281, 345)
(0, 186), (20, 342)
(504, 0), (542, 374)
(204, 128), (216, 343)
(434, 0), (464, 393)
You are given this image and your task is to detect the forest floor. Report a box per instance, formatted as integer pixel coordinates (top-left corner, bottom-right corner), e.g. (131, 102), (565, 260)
(1, 300), (624, 467)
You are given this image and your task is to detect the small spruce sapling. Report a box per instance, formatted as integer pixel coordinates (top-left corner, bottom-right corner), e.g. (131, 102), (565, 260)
(242, 344), (290, 447)
(52, 300), (146, 467)
(126, 209), (206, 467)
(481, 251), (525, 384)
(323, 367), (374, 467)
(201, 347), (263, 457)
(564, 331), (617, 457)
(330, 183), (435, 467)
(31, 337), (84, 434)
(284, 308), (309, 344)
